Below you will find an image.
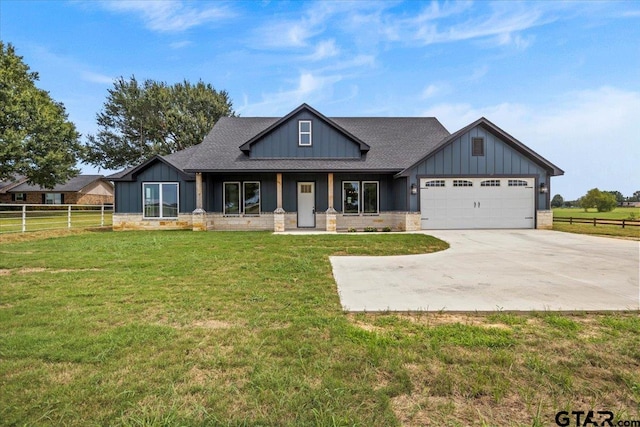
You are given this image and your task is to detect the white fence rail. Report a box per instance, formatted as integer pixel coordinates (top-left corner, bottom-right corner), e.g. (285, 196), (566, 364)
(0, 204), (113, 234)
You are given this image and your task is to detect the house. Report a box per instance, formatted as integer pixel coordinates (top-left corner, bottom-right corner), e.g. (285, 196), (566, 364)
(0, 175), (114, 205)
(109, 103), (563, 231)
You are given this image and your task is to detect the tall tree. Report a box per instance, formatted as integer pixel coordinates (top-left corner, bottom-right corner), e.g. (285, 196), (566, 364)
(83, 77), (234, 170)
(0, 42), (81, 188)
(579, 188), (617, 212)
(551, 194), (564, 208)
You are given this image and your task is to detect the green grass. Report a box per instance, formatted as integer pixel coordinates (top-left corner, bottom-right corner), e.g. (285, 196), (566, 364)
(0, 231), (638, 426)
(553, 207), (640, 220)
(0, 210), (112, 233)
(552, 207), (640, 239)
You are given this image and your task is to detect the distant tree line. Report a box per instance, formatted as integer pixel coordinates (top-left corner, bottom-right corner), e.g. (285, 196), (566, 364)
(552, 190), (640, 212)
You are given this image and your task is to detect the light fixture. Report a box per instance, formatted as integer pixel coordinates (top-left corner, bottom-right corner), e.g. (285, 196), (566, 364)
(411, 183), (418, 195)
(539, 183), (548, 194)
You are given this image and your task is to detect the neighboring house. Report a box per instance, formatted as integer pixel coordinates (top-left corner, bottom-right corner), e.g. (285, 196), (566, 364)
(109, 103), (563, 232)
(0, 175), (114, 205)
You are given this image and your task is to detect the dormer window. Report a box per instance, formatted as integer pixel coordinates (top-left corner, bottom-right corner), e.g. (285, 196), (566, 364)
(299, 120), (312, 146)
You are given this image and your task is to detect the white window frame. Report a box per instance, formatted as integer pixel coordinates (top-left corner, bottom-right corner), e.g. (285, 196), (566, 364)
(142, 182), (179, 219)
(342, 181), (360, 215)
(362, 181), (379, 215)
(15, 193), (26, 201)
(243, 181), (261, 216)
(223, 181), (241, 216)
(299, 120), (312, 146)
(45, 193), (63, 205)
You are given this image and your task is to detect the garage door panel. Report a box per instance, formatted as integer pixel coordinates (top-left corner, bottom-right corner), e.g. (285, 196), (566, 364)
(420, 177), (534, 230)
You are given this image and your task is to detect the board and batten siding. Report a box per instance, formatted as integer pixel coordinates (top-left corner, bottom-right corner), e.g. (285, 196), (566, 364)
(406, 125), (551, 212)
(249, 111), (362, 159)
(114, 161), (195, 213)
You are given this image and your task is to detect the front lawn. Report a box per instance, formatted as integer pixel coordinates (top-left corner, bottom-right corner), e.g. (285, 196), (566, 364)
(0, 231), (638, 426)
(552, 207), (640, 239)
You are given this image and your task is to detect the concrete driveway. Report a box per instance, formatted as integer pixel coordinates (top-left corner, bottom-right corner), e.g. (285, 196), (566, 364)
(330, 230), (639, 311)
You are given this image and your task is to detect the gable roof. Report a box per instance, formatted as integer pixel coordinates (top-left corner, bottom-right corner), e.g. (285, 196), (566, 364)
(397, 117), (565, 177)
(184, 114), (451, 173)
(238, 103), (370, 154)
(0, 175), (28, 193)
(8, 175), (112, 193)
(108, 145), (198, 181)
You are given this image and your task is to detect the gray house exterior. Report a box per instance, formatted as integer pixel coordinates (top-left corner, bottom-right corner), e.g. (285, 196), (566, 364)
(110, 104), (563, 231)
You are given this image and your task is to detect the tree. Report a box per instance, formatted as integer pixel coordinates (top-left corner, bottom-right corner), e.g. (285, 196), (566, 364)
(83, 76), (235, 170)
(579, 188), (617, 212)
(551, 194), (564, 208)
(605, 191), (624, 205)
(629, 191), (640, 202)
(0, 42), (81, 188)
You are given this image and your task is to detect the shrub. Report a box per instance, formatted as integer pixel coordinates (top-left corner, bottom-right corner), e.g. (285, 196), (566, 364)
(347, 227), (357, 233)
(382, 226), (392, 232)
(363, 227), (378, 232)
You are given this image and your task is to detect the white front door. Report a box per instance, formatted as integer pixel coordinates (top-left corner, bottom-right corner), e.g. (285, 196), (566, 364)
(297, 182), (315, 228)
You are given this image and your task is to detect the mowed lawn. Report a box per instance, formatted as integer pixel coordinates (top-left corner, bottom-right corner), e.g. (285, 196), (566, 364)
(553, 207), (640, 239)
(0, 231), (638, 426)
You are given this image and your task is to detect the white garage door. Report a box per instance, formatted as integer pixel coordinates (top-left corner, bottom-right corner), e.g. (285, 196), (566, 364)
(420, 177), (535, 229)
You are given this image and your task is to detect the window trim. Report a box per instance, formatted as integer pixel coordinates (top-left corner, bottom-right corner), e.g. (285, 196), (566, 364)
(298, 120), (312, 146)
(362, 181), (379, 215)
(142, 182), (179, 219)
(472, 137), (485, 157)
(342, 181), (360, 215)
(223, 181), (241, 216)
(45, 193), (63, 205)
(243, 181), (261, 216)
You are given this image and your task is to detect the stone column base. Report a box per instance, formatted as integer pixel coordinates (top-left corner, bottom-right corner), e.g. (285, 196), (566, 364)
(192, 209), (207, 231)
(274, 208), (286, 232)
(325, 208), (337, 232)
(536, 210), (553, 229)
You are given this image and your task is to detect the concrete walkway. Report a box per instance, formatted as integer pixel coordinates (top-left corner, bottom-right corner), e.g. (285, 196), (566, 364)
(330, 230), (639, 312)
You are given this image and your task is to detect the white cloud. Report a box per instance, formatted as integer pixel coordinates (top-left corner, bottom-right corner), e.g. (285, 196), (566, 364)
(80, 71), (114, 85)
(422, 87), (640, 199)
(238, 72), (342, 116)
(100, 0), (233, 33)
(169, 40), (192, 49)
(306, 39), (340, 61)
(421, 84), (440, 99)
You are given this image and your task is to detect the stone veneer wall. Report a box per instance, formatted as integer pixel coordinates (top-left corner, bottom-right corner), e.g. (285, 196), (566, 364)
(113, 211), (423, 232)
(536, 210), (553, 229)
(113, 213), (193, 231)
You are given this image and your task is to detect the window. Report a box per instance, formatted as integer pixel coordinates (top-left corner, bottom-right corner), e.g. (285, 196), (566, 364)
(342, 181), (380, 214)
(472, 137), (484, 156)
(299, 120), (312, 146)
(224, 182), (241, 215)
(12, 193), (26, 201)
(363, 182), (379, 214)
(480, 179), (501, 187)
(225, 181), (262, 215)
(300, 184), (312, 193)
(508, 179), (529, 187)
(143, 183), (178, 218)
(243, 182), (261, 215)
(425, 180), (445, 187)
(45, 193), (63, 204)
(453, 180), (473, 187)
(343, 181), (359, 214)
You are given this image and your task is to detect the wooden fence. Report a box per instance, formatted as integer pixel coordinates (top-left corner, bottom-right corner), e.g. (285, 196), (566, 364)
(553, 216), (640, 228)
(0, 204), (113, 234)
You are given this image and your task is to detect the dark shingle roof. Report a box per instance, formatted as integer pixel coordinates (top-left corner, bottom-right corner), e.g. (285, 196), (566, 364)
(9, 175), (109, 192)
(184, 116), (451, 172)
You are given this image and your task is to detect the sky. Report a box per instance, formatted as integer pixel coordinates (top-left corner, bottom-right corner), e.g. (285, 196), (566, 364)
(1, 0), (639, 200)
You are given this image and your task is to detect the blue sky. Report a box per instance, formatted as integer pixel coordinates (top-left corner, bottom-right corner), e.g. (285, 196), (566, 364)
(1, 0), (638, 200)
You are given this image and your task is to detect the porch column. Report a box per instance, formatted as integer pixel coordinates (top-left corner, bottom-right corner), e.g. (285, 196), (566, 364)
(195, 172), (203, 210)
(192, 172), (206, 231)
(274, 172), (285, 232)
(325, 172), (337, 232)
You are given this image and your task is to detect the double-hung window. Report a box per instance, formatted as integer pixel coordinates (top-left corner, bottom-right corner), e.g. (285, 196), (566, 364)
(299, 120), (312, 146)
(45, 193), (63, 204)
(224, 181), (261, 215)
(343, 181), (379, 214)
(143, 183), (178, 218)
